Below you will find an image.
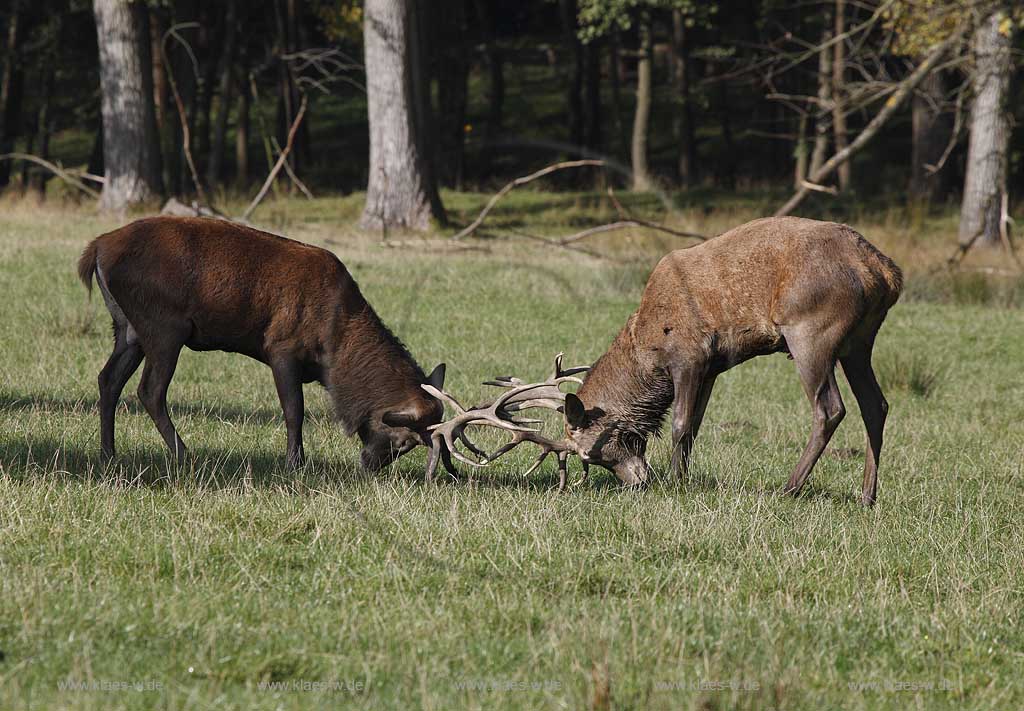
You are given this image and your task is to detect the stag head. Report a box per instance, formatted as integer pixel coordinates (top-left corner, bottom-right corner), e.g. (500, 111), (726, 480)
(420, 354), (590, 489)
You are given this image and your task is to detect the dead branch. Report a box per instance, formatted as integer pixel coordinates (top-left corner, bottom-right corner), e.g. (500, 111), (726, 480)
(603, 185), (708, 241)
(161, 23), (212, 210)
(271, 136), (315, 199)
(557, 219), (706, 246)
(800, 180), (839, 196)
(999, 191), (1022, 271)
(775, 22), (968, 217)
(241, 93), (309, 221)
(0, 152), (99, 198)
(450, 159), (606, 240)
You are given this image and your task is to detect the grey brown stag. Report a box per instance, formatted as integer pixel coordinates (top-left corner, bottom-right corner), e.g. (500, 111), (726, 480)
(562, 217), (903, 505)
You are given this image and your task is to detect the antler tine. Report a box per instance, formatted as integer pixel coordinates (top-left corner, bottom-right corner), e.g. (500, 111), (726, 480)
(420, 353), (591, 484)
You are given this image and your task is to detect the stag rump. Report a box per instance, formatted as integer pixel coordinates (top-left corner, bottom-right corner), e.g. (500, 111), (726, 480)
(78, 216), (448, 472)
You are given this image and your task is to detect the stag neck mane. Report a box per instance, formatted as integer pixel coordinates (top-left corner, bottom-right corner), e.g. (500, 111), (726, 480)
(579, 313), (674, 440)
(326, 301), (427, 435)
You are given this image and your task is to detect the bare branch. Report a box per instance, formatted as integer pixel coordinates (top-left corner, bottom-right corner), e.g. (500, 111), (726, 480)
(450, 160), (606, 240)
(161, 23), (212, 209)
(775, 22), (969, 217)
(0, 153), (99, 198)
(241, 94), (309, 221)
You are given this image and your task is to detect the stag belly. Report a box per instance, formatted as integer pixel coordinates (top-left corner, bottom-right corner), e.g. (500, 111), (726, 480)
(706, 322), (786, 372)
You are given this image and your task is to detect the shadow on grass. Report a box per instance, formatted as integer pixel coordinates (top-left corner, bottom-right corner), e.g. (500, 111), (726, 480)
(0, 389), (287, 427)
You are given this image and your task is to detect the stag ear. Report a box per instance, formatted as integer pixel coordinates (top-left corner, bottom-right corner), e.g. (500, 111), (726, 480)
(381, 409), (420, 429)
(564, 393), (587, 428)
(426, 363), (446, 389)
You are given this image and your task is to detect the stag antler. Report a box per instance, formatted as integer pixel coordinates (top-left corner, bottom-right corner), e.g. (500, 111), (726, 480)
(421, 354), (590, 490)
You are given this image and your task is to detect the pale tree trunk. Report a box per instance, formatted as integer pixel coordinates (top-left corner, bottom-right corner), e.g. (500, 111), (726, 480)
(832, 0), (850, 191)
(794, 113), (809, 189)
(631, 16), (653, 192)
(94, 0), (163, 211)
(360, 0), (445, 231)
(810, 14), (832, 177)
(959, 8), (1013, 247)
(909, 71), (950, 203)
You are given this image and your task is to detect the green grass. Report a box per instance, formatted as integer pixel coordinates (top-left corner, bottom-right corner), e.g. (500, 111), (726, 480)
(1, 200), (1023, 710)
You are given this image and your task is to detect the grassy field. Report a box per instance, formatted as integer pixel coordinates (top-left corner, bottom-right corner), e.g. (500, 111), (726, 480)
(1, 195), (1023, 710)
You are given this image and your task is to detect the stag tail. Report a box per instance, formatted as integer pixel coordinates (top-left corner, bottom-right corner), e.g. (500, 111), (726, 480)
(77, 239), (99, 295)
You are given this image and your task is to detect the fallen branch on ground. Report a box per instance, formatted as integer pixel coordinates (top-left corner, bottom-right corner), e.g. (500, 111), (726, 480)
(451, 160), (606, 240)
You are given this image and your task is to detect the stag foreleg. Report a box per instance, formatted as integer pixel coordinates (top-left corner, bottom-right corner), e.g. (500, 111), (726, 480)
(669, 365), (710, 480)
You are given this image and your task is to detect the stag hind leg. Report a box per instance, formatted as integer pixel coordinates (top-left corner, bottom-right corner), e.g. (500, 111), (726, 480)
(136, 339), (187, 462)
(781, 324), (847, 499)
(98, 328), (143, 459)
(840, 337), (888, 506)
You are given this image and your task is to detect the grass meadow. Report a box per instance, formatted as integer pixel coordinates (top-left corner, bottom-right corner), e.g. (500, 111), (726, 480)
(1, 193), (1023, 710)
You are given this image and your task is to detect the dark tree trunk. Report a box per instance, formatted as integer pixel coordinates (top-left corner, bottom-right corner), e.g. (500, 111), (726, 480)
(832, 0), (850, 191)
(235, 68), (250, 189)
(93, 0), (164, 210)
(631, 15), (653, 191)
(909, 71), (951, 203)
(473, 0), (503, 156)
(360, 0), (445, 231)
(671, 11), (696, 186)
(559, 0), (584, 152)
(436, 0), (470, 189)
(959, 7), (1014, 247)
(207, 0), (238, 187)
(810, 13), (832, 178)
(609, 31), (628, 162)
(583, 40), (602, 153)
(0, 6), (23, 190)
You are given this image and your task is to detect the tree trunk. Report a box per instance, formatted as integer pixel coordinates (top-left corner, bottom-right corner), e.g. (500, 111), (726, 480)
(909, 70), (951, 203)
(671, 11), (696, 186)
(959, 8), (1013, 248)
(582, 40), (602, 153)
(559, 0), (584, 152)
(810, 14), (832, 178)
(360, 0), (445, 231)
(436, 0), (469, 189)
(93, 0), (164, 211)
(609, 31), (628, 162)
(235, 69), (250, 189)
(832, 0), (850, 191)
(0, 7), (23, 190)
(473, 0), (503, 155)
(207, 0), (238, 187)
(794, 113), (809, 189)
(631, 16), (653, 191)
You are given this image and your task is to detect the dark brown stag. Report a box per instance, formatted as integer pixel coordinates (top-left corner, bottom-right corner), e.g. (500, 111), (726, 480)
(564, 217), (902, 505)
(77, 216), (449, 472)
